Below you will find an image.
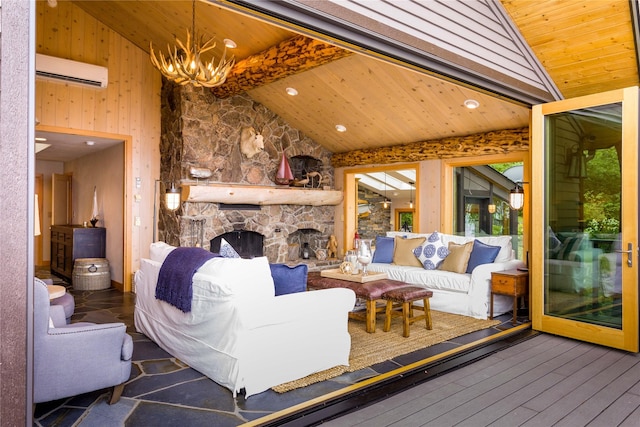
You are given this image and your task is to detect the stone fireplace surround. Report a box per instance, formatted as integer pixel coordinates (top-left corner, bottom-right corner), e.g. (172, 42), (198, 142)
(158, 83), (340, 264)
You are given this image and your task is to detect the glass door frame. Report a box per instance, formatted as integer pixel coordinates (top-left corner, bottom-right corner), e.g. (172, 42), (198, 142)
(531, 87), (639, 352)
(343, 163), (420, 252)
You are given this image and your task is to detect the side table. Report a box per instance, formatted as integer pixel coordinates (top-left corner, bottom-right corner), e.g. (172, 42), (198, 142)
(490, 269), (529, 325)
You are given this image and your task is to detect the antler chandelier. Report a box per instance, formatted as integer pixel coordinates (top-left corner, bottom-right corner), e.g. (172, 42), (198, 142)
(149, 0), (235, 88)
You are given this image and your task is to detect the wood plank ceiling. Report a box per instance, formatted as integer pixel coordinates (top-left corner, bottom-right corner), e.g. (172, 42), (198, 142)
(70, 0), (639, 154)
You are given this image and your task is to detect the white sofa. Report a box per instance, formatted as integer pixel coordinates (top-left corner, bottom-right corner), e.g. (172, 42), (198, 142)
(367, 232), (525, 319)
(134, 243), (355, 398)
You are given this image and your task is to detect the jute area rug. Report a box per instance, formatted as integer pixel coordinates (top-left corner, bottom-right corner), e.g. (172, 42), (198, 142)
(272, 310), (501, 393)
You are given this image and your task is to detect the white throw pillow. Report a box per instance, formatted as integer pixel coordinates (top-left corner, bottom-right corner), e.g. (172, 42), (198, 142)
(219, 238), (241, 258)
(195, 256), (275, 299)
(415, 231), (449, 270)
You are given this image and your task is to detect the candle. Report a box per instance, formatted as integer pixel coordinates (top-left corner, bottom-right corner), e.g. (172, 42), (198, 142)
(92, 186), (99, 219)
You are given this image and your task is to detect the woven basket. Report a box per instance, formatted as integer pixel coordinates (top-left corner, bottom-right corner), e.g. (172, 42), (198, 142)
(72, 258), (111, 290)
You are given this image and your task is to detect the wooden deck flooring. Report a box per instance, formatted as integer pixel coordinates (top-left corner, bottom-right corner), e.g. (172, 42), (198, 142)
(322, 333), (640, 427)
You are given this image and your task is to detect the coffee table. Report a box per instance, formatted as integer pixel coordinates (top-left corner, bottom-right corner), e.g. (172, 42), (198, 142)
(307, 272), (410, 333)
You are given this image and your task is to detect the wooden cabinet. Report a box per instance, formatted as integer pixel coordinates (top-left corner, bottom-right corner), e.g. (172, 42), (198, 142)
(490, 269), (529, 325)
(50, 225), (106, 282)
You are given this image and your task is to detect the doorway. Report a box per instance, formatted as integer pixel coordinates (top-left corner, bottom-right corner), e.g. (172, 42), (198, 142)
(532, 87), (638, 352)
(343, 165), (419, 251)
(35, 126), (132, 291)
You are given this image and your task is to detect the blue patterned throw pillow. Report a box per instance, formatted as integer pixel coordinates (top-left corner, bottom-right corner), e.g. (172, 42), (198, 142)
(414, 231), (449, 270)
(219, 238), (241, 258)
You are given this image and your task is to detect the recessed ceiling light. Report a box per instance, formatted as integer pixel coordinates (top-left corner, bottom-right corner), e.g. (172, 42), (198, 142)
(224, 39), (237, 49)
(335, 124), (347, 132)
(464, 99), (480, 109)
(285, 87), (298, 96)
(85, 140), (95, 146)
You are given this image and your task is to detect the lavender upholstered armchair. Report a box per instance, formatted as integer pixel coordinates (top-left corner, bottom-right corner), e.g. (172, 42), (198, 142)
(33, 278), (133, 404)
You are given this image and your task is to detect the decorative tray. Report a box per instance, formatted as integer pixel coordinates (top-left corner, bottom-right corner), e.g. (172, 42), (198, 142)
(320, 268), (387, 283)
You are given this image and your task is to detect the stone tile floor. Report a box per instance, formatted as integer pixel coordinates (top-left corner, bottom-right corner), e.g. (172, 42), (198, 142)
(33, 271), (523, 426)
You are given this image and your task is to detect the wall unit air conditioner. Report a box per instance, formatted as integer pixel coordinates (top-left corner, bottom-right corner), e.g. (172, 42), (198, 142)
(36, 54), (108, 88)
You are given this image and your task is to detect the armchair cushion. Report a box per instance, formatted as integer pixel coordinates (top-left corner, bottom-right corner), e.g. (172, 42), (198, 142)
(270, 263), (308, 296)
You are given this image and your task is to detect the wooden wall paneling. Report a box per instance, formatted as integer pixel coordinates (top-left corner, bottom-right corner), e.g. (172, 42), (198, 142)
(36, 1), (162, 289)
(105, 35), (120, 134)
(68, 87), (85, 129)
(118, 40), (132, 135)
(71, 4), (86, 59)
(54, 83), (70, 127)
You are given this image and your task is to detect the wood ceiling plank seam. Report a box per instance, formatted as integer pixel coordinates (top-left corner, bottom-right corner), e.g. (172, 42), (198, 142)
(531, 34), (635, 58)
(542, 53), (638, 74)
(520, 14), (632, 39)
(524, 21), (633, 50)
(502, 0), (624, 27)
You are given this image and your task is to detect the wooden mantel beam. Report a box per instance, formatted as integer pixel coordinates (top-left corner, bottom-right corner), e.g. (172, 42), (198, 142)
(181, 183), (344, 206)
(331, 127), (530, 168)
(212, 35), (353, 98)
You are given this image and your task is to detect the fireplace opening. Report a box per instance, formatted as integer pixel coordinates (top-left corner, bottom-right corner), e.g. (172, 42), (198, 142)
(210, 230), (264, 258)
(287, 228), (326, 259)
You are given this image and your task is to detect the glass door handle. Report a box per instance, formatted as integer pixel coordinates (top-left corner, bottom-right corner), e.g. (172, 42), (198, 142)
(614, 243), (633, 267)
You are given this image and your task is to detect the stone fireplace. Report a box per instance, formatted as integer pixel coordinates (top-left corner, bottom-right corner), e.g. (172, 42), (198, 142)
(158, 83), (341, 264)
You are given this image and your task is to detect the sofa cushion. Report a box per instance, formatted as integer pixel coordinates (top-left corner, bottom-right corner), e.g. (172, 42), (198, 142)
(270, 263), (308, 296)
(415, 231), (449, 270)
(439, 241), (473, 273)
(392, 236), (426, 267)
(372, 236), (395, 264)
(465, 239), (501, 273)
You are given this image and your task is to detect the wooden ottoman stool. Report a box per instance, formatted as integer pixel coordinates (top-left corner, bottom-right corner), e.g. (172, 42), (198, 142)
(382, 286), (433, 337)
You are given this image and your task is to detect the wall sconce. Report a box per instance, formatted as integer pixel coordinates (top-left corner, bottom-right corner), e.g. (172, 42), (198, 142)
(153, 180), (182, 242)
(408, 181), (414, 209)
(567, 144), (588, 178)
(509, 183), (525, 210)
(487, 203), (496, 214)
(165, 183), (181, 211)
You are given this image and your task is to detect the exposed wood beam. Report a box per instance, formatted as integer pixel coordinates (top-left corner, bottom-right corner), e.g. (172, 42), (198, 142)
(181, 183), (344, 206)
(331, 128), (530, 168)
(212, 34), (353, 98)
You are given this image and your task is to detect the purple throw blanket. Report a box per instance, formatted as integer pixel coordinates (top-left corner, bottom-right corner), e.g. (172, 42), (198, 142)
(155, 247), (216, 312)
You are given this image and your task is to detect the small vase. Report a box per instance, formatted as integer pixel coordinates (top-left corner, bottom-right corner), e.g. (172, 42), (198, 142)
(275, 152), (294, 185)
(90, 218), (98, 228)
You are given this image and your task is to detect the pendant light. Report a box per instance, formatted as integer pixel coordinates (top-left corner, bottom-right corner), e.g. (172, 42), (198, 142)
(383, 173), (390, 208)
(149, 0), (235, 87)
(509, 183), (524, 210)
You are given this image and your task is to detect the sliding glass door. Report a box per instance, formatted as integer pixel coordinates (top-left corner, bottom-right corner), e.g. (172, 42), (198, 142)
(531, 87), (638, 351)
